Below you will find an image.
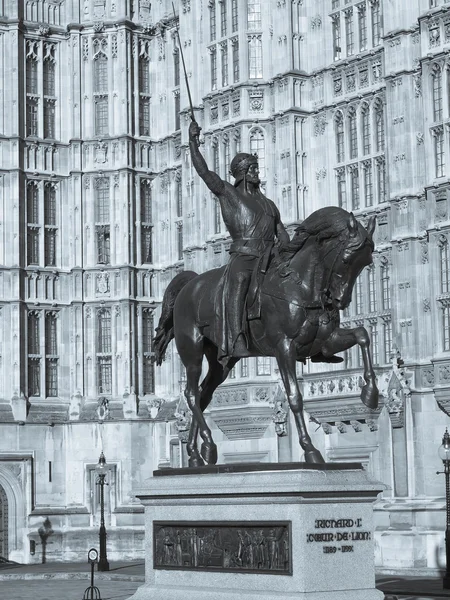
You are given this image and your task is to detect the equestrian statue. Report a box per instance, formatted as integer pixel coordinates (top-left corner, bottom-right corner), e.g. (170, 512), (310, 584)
(153, 18), (377, 466)
(153, 117), (378, 467)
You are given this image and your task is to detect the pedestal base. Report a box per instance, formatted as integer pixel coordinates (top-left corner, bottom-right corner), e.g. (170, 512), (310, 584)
(128, 463), (385, 600)
(129, 583), (384, 600)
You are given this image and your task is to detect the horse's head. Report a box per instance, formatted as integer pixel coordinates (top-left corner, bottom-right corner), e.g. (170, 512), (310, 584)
(326, 213), (376, 310)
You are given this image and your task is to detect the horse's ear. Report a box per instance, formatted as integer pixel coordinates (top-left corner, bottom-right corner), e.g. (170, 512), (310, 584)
(367, 215), (376, 239)
(347, 212), (359, 237)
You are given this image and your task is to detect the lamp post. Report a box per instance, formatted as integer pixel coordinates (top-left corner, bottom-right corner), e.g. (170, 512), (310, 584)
(96, 451), (110, 572)
(438, 429), (450, 589)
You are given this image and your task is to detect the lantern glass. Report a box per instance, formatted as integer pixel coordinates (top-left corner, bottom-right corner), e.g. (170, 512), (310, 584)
(439, 429), (450, 463)
(96, 451), (107, 475)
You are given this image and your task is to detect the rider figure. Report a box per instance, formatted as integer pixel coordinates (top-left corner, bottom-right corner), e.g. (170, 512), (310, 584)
(189, 119), (290, 362)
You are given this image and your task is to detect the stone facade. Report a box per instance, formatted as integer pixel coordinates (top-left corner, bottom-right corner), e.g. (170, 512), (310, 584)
(0, 0), (448, 575)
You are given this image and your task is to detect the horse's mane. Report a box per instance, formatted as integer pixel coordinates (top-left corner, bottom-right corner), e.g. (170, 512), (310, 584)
(282, 206), (373, 259)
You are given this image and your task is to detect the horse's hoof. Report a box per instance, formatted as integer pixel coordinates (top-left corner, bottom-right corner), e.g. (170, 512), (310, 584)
(188, 456), (205, 468)
(201, 441), (218, 465)
(304, 449), (325, 464)
(361, 383), (379, 410)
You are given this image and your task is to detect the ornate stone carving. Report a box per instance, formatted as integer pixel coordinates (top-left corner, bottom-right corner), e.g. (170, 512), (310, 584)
(333, 74), (342, 96)
(310, 15), (322, 30)
(147, 397), (162, 419)
(181, 0), (191, 12)
(345, 70), (356, 92)
(429, 21), (440, 48)
(439, 365), (450, 383)
(377, 353), (411, 429)
(418, 239), (429, 264)
(272, 400), (288, 437)
(359, 66), (369, 87)
(422, 367), (435, 387)
(174, 408), (191, 443)
(372, 61), (382, 82)
(413, 74), (422, 97)
(97, 396), (110, 420)
(82, 37), (89, 61)
(313, 114), (327, 136)
(248, 90), (264, 112)
(254, 387), (274, 403)
(154, 523), (290, 573)
(38, 24), (50, 37)
(139, 0), (151, 20)
(94, 141), (107, 164)
(213, 388), (249, 406)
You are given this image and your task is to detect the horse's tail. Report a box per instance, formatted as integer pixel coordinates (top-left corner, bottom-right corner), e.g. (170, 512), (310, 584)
(152, 270), (198, 366)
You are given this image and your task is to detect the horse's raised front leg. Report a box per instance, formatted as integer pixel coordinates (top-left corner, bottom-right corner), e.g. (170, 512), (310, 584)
(320, 326), (378, 410)
(184, 363), (218, 466)
(275, 341), (324, 464)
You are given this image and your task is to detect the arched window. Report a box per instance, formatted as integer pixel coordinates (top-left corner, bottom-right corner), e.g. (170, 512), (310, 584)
(97, 309), (112, 395)
(223, 136), (230, 181)
(374, 100), (384, 152)
(247, 0), (261, 30)
(248, 35), (262, 79)
(335, 111), (344, 163)
(361, 104), (371, 155)
(440, 236), (450, 293)
(432, 65), (443, 122)
(368, 266), (376, 312)
(348, 107), (357, 159)
(380, 260), (390, 310)
(370, 324), (379, 365)
(210, 0), (216, 41)
(94, 54), (108, 94)
(250, 128), (265, 178)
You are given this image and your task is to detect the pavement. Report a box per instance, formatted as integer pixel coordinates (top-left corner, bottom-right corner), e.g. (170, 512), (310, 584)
(1, 561), (450, 599)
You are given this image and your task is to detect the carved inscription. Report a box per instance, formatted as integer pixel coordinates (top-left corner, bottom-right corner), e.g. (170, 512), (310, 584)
(306, 518), (371, 555)
(154, 521), (291, 574)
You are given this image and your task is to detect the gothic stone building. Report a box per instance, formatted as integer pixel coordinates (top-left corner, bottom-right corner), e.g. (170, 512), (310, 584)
(0, 0), (449, 575)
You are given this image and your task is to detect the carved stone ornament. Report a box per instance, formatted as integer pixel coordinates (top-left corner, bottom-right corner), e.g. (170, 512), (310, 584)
(139, 0), (151, 20)
(377, 352), (411, 429)
(154, 522), (291, 574)
(272, 400), (288, 437)
(310, 15), (322, 30)
(93, 0), (106, 18)
(94, 141), (107, 164)
(97, 396), (110, 421)
(96, 272), (109, 294)
(313, 113), (327, 136)
(422, 367), (435, 387)
(147, 397), (163, 419)
(413, 74), (422, 98)
(248, 90), (264, 112)
(429, 22), (440, 48)
(174, 408), (191, 443)
(213, 388), (248, 406)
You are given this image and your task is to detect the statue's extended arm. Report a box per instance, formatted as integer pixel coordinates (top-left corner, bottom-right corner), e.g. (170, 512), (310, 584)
(189, 121), (225, 196)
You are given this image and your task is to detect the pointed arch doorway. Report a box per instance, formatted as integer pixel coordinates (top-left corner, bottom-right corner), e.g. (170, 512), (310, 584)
(0, 484), (8, 560)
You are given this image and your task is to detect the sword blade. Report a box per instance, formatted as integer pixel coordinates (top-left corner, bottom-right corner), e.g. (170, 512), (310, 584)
(172, 2), (195, 122)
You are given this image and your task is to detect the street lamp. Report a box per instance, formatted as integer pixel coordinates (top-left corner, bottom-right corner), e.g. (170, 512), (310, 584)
(438, 429), (450, 589)
(96, 451), (110, 572)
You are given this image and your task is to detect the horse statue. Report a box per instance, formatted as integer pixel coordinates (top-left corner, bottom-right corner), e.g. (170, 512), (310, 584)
(153, 206), (378, 467)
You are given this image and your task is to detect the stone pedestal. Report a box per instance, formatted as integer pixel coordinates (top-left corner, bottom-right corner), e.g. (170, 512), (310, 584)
(128, 463), (385, 600)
